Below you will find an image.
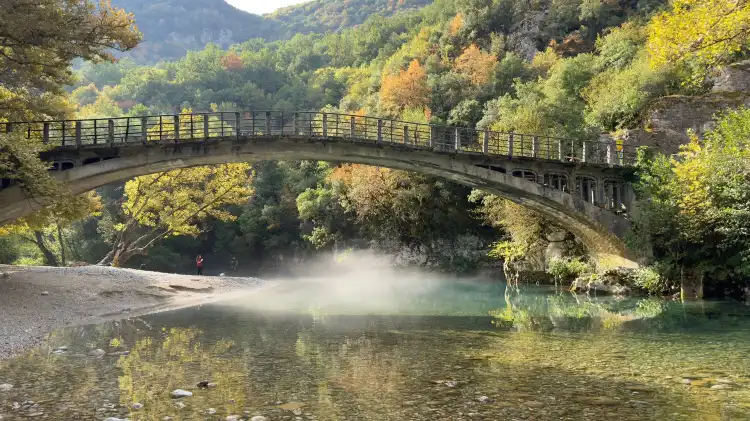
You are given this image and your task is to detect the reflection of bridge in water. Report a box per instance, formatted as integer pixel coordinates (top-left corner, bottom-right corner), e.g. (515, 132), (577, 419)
(0, 111), (641, 263)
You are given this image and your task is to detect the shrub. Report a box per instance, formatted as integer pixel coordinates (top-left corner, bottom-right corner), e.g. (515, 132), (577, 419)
(547, 257), (592, 283)
(632, 266), (665, 295)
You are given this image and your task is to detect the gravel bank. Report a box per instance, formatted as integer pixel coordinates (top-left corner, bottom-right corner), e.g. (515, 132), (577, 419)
(0, 265), (266, 360)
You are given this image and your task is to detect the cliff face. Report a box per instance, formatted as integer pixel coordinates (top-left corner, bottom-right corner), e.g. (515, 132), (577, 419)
(629, 61), (750, 154)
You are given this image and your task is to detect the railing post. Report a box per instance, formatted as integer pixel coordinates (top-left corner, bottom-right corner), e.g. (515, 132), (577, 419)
(203, 115), (209, 140)
(454, 127), (460, 151)
(108, 120), (114, 145)
(322, 113), (328, 138)
(293, 112), (300, 136)
(141, 117), (148, 144)
(483, 130), (489, 154)
(43, 123), (50, 145)
(265, 112), (271, 136)
(558, 139), (564, 162)
(508, 134), (514, 157)
(350, 116), (356, 138)
(377, 119), (382, 144)
(61, 121), (66, 146)
(606, 143), (613, 166)
(532, 136), (539, 158)
(581, 141), (587, 163)
(174, 115), (180, 140)
(219, 113), (225, 137)
(4, 123), (11, 134)
(124, 118), (130, 143)
(429, 125), (435, 148)
(75, 121), (82, 147)
(235, 112), (241, 139)
(92, 120), (98, 145)
(403, 125), (409, 145)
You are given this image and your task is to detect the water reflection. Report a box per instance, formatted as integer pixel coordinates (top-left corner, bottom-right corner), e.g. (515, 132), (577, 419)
(0, 282), (749, 420)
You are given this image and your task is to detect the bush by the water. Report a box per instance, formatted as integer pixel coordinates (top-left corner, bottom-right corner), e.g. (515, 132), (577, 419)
(547, 258), (593, 284)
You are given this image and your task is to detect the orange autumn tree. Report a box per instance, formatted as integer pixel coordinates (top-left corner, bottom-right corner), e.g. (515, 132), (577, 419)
(455, 44), (497, 86)
(380, 59), (431, 111)
(449, 13), (464, 36)
(221, 52), (244, 71)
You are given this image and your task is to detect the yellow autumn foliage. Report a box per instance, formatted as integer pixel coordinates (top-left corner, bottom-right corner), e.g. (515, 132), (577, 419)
(647, 0), (750, 70)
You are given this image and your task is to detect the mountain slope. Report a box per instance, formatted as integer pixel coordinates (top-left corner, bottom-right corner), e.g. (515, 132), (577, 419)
(268, 0), (434, 34)
(114, 0), (283, 62)
(114, 0), (435, 63)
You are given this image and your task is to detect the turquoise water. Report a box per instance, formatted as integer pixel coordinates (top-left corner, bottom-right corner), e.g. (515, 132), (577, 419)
(1, 279), (749, 420)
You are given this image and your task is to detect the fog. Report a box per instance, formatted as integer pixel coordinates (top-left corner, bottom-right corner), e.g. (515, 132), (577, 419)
(220, 250), (494, 315)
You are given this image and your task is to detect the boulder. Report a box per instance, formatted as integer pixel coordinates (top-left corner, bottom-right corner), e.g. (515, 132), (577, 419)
(571, 268), (638, 295)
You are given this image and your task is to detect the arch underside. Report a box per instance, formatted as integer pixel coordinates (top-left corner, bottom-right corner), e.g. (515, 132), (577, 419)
(0, 136), (637, 265)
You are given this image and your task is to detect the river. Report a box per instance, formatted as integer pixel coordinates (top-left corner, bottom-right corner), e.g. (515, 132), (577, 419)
(1, 277), (749, 420)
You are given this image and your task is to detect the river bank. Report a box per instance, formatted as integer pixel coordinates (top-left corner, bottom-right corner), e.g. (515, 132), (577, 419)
(0, 265), (267, 360)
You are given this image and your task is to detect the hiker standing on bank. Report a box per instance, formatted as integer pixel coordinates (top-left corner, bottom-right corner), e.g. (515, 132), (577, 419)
(196, 255), (204, 275)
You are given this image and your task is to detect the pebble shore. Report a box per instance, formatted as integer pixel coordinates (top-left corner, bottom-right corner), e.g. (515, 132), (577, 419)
(0, 265), (266, 360)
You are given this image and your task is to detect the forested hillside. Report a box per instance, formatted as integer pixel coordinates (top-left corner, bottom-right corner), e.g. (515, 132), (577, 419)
(3, 0), (750, 298)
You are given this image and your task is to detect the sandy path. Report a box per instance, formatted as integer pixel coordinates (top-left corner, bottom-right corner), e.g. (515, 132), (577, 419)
(0, 265), (267, 360)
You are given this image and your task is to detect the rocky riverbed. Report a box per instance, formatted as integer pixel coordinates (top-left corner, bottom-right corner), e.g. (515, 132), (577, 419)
(0, 265), (267, 360)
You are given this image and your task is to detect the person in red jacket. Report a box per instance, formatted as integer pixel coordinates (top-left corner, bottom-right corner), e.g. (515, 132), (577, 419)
(196, 255), (204, 275)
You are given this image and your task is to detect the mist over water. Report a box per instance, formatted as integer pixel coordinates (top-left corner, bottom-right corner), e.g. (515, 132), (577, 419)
(225, 250), (493, 316)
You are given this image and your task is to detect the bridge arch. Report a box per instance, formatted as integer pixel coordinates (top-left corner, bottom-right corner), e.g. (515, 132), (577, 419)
(0, 111), (639, 266)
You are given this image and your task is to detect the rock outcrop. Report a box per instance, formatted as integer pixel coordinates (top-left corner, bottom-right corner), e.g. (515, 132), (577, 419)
(626, 60), (750, 155)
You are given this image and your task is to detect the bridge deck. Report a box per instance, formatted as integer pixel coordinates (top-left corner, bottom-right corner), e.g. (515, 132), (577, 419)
(2, 111), (638, 167)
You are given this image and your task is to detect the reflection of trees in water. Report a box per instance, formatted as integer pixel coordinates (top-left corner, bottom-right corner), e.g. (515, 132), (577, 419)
(117, 327), (249, 417)
(488, 289), (672, 332)
(294, 326), (414, 419)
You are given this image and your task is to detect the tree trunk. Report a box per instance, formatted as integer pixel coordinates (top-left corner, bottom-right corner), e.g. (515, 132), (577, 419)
(56, 223), (66, 267)
(34, 230), (59, 267)
(680, 266), (704, 300)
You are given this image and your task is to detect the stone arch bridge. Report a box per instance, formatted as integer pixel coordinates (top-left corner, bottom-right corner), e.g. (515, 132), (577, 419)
(0, 111), (640, 265)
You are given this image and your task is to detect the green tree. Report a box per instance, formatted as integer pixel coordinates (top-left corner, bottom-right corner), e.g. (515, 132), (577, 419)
(632, 107), (750, 293)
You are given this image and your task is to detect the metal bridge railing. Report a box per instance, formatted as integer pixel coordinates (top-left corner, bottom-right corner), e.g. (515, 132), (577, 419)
(0, 111), (639, 167)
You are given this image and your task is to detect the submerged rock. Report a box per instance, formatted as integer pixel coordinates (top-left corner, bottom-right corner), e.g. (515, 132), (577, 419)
(131, 403), (143, 410)
(170, 389), (192, 399)
(40, 291), (49, 296)
(250, 416), (268, 421)
(574, 397), (619, 406)
(197, 381), (216, 389)
(0, 384), (13, 392)
(225, 416), (241, 421)
(710, 384), (731, 390)
(88, 349), (106, 357)
(477, 396), (491, 403)
(103, 418), (130, 421)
